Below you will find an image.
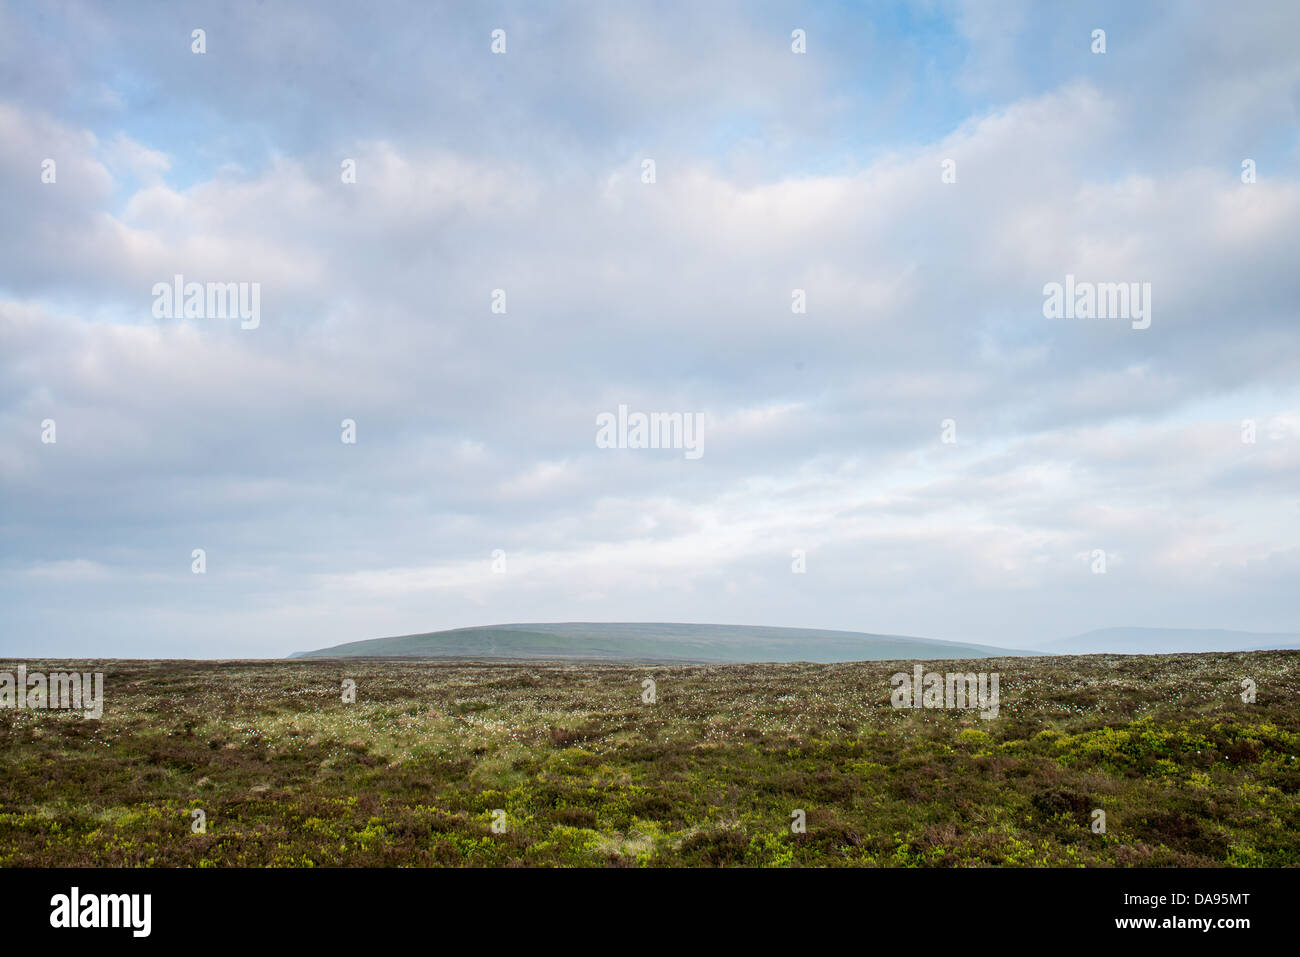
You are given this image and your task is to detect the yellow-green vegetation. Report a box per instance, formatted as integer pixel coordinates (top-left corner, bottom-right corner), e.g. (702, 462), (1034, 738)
(0, 652), (1296, 866)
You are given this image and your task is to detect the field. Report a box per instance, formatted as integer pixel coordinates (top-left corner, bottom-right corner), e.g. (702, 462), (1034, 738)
(1, 652), (1297, 867)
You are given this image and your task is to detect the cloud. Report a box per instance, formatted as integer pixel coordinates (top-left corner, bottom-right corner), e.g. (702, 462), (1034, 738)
(23, 559), (113, 583)
(1, 1), (1298, 656)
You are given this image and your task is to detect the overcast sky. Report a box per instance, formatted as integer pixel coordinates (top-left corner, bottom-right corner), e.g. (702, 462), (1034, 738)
(2, 0), (1298, 658)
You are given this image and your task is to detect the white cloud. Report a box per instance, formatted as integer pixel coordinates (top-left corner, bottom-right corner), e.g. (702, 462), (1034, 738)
(1, 2), (1298, 656)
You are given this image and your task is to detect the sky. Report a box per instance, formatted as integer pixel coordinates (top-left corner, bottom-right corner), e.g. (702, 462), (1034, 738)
(1, 0), (1298, 658)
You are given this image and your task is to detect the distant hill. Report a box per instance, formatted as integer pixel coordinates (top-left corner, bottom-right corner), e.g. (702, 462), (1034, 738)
(290, 621), (1026, 663)
(1036, 627), (1300, 655)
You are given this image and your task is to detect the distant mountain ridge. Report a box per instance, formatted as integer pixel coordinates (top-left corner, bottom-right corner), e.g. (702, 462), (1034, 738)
(291, 621), (1026, 663)
(291, 622), (1300, 663)
(1033, 627), (1300, 656)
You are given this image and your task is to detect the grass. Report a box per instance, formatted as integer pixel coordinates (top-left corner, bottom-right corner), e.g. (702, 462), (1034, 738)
(0, 652), (1296, 867)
